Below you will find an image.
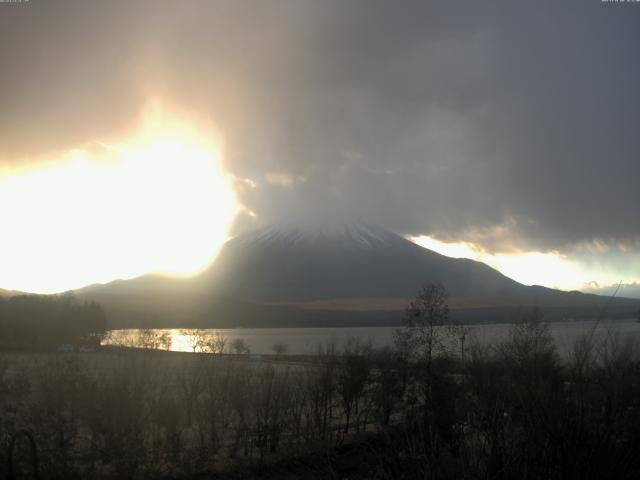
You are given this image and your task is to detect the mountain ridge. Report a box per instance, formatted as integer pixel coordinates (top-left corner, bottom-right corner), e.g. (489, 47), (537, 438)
(69, 222), (640, 328)
(204, 222), (527, 302)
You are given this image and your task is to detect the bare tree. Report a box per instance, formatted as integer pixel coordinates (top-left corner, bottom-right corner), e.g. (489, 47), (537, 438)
(204, 331), (227, 355)
(137, 329), (172, 351)
(307, 340), (339, 443)
(370, 347), (403, 427)
(394, 283), (449, 368)
(394, 283), (451, 473)
(500, 307), (557, 369)
(176, 355), (206, 427)
(105, 330), (138, 349)
(271, 343), (288, 358)
(180, 329), (209, 353)
(231, 338), (250, 356)
(337, 338), (372, 433)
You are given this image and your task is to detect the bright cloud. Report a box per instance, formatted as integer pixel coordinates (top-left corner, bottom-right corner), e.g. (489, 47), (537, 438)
(408, 235), (638, 291)
(0, 105), (237, 293)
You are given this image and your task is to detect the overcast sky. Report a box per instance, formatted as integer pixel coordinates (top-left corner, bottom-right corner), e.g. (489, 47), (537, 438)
(1, 0), (639, 291)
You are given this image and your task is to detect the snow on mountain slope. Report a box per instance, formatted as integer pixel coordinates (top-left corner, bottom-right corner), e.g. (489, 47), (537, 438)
(237, 222), (402, 250)
(206, 222), (526, 302)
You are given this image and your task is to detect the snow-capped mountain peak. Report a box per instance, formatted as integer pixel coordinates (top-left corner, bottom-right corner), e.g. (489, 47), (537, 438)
(237, 221), (400, 250)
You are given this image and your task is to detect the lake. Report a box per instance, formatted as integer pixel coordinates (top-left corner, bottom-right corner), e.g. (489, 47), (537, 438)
(104, 318), (640, 356)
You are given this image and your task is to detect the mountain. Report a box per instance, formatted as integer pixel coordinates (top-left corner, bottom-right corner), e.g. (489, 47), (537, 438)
(75, 222), (640, 328)
(205, 222), (525, 301)
(0, 288), (24, 297)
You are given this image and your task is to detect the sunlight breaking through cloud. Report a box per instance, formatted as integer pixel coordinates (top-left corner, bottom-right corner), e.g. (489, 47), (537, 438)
(408, 235), (636, 291)
(0, 105), (237, 293)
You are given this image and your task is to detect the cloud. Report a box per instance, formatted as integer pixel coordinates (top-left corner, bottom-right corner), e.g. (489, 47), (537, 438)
(264, 172), (306, 187)
(581, 282), (640, 300)
(0, 0), (639, 258)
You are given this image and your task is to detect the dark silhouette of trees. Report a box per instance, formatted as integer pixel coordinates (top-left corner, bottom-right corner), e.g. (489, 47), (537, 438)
(392, 283), (456, 477)
(0, 293), (107, 350)
(231, 338), (250, 356)
(3, 286), (640, 479)
(337, 338), (372, 433)
(271, 343), (288, 358)
(395, 283), (450, 366)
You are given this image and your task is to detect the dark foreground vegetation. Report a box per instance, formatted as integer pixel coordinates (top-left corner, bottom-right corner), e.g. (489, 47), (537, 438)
(0, 294), (107, 350)
(2, 286), (640, 479)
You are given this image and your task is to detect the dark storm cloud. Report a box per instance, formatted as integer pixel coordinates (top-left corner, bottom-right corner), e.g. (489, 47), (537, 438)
(1, 0), (638, 253)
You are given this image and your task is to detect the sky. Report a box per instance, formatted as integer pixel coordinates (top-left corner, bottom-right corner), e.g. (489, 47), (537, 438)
(0, 0), (639, 294)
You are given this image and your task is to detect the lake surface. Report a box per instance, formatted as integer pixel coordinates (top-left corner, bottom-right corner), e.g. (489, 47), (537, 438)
(105, 318), (640, 356)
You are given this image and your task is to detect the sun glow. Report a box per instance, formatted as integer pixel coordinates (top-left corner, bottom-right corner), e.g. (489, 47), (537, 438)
(0, 107), (237, 293)
(408, 235), (602, 291)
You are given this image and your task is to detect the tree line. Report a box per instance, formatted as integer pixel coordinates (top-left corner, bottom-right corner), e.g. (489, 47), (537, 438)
(0, 294), (107, 350)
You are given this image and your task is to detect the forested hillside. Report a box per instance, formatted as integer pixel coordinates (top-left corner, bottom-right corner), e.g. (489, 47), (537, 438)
(0, 294), (107, 350)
